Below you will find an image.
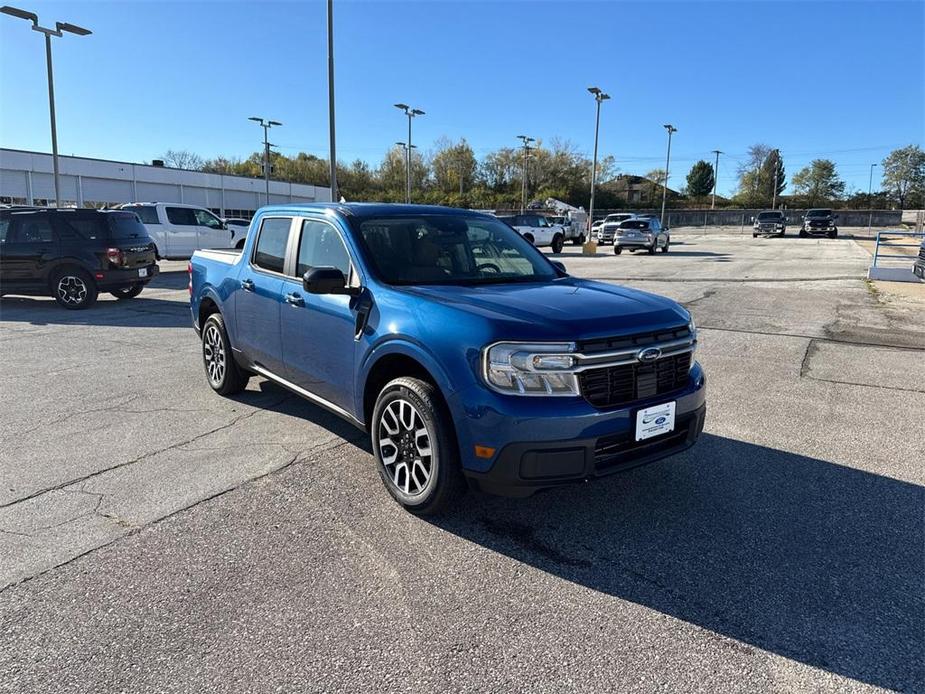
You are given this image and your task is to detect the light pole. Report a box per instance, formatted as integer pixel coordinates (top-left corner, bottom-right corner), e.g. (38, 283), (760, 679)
(394, 104), (424, 203)
(587, 87), (610, 245)
(660, 124), (677, 228)
(326, 0), (337, 202)
(1, 5), (91, 208)
(867, 163), (878, 234)
(248, 117), (281, 206)
(771, 149), (781, 210)
(516, 134), (535, 213)
(711, 149), (722, 210)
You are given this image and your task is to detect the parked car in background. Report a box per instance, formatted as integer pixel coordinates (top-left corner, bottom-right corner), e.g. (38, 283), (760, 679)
(117, 202), (248, 259)
(801, 209), (839, 238)
(0, 207), (158, 309)
(753, 210), (787, 237)
(190, 204), (705, 514)
(496, 213), (567, 253)
(613, 217), (670, 255)
(596, 213), (637, 244)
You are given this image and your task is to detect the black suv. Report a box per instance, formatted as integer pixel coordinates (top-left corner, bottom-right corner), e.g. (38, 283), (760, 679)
(801, 209), (839, 238)
(914, 236), (925, 280)
(0, 208), (158, 309)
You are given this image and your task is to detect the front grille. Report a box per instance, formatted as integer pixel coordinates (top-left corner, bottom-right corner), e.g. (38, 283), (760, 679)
(579, 351), (691, 408)
(594, 413), (694, 471)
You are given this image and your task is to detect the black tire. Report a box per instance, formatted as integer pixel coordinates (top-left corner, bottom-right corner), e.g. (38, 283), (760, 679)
(523, 233), (534, 245)
(51, 267), (98, 310)
(661, 239), (669, 253)
(828, 229), (838, 239)
(648, 244), (656, 255)
(799, 229), (808, 238)
(371, 376), (465, 515)
(551, 234), (564, 254)
(154, 246), (162, 261)
(111, 284), (144, 300)
(235, 239), (246, 249)
(201, 312), (249, 395)
(752, 232), (758, 238)
(571, 234), (584, 245)
(614, 246), (622, 255)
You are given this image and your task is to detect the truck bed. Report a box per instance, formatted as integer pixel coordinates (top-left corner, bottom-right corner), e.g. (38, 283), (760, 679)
(195, 248), (243, 264)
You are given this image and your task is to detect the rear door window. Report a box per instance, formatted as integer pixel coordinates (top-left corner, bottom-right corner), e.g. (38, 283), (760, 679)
(252, 217), (291, 274)
(128, 205), (160, 225)
(166, 207), (198, 226)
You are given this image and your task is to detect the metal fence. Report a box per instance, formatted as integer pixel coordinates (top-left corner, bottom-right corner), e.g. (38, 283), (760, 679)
(868, 231), (924, 282)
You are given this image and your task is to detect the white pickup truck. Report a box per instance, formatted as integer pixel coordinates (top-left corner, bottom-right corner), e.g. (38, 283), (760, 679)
(496, 213), (567, 253)
(117, 202), (249, 260)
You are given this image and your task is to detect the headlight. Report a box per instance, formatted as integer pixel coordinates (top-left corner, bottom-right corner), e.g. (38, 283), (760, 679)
(482, 342), (580, 396)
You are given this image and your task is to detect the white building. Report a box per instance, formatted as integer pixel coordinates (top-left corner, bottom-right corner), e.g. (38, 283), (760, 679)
(0, 148), (331, 219)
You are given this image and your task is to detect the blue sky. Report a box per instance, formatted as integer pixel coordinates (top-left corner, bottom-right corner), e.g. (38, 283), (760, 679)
(1, 0), (922, 196)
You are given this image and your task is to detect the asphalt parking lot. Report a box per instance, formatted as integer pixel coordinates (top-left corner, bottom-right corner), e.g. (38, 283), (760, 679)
(1, 231), (923, 692)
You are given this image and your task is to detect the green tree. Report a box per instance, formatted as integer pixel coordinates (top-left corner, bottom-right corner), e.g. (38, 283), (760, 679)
(791, 159), (846, 206)
(430, 137), (478, 194)
(881, 144), (925, 209)
(686, 160), (715, 198)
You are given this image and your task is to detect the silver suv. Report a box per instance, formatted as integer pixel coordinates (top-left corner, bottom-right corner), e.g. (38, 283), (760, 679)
(596, 213), (637, 244)
(613, 217), (670, 255)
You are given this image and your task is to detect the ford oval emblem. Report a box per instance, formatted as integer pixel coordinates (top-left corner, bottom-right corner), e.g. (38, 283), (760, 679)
(655, 416), (667, 425)
(638, 347), (662, 363)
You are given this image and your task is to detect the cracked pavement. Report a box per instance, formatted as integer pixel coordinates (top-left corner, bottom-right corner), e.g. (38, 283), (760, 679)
(0, 233), (923, 692)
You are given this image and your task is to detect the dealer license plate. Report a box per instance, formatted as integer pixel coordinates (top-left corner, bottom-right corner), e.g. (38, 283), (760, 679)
(635, 401), (676, 441)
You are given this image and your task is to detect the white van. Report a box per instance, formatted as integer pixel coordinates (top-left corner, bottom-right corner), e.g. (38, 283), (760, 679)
(117, 203), (248, 260)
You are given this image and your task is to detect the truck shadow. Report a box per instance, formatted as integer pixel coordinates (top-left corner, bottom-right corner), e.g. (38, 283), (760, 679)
(0, 295), (192, 328)
(430, 434), (924, 691)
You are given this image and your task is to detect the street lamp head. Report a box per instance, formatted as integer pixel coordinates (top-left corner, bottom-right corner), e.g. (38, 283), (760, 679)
(411, 108), (425, 116)
(394, 103), (409, 111)
(268, 120), (282, 127)
(599, 93), (611, 101)
(56, 21), (91, 35)
(587, 86), (601, 95)
(663, 124), (677, 132)
(0, 5), (38, 23)
(248, 116), (263, 123)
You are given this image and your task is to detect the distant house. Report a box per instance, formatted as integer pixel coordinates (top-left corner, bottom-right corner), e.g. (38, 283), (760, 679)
(610, 174), (679, 205)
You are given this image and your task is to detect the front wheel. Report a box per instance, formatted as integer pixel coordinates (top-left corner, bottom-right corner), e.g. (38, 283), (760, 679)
(614, 246), (623, 255)
(201, 313), (249, 395)
(828, 228), (838, 239)
(52, 268), (98, 310)
(661, 240), (669, 253)
(551, 234), (564, 254)
(523, 233), (534, 245)
(648, 244), (656, 255)
(371, 377), (465, 515)
(799, 229), (808, 237)
(111, 284), (144, 300)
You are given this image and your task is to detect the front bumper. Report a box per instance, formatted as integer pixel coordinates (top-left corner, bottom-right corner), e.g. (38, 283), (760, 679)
(95, 263), (159, 289)
(754, 225), (785, 234)
(447, 362), (707, 497)
(804, 224), (836, 234)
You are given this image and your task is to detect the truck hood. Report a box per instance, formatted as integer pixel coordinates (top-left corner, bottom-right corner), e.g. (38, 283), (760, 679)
(397, 278), (689, 340)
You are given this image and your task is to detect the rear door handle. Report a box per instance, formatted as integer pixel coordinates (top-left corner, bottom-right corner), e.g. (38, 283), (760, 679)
(241, 279), (255, 291)
(285, 292), (304, 307)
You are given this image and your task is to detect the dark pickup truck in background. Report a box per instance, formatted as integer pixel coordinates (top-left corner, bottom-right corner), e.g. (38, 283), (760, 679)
(801, 209), (839, 238)
(0, 207), (159, 309)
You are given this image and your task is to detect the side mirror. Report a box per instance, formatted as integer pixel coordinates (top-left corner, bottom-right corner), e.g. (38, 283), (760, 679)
(303, 266), (357, 295)
(551, 261), (567, 273)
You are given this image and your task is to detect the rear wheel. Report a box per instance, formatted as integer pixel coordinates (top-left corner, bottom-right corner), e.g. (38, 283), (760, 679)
(111, 284), (144, 300)
(51, 268), (97, 310)
(571, 234), (584, 245)
(551, 234), (564, 254)
(371, 377), (464, 515)
(201, 313), (249, 395)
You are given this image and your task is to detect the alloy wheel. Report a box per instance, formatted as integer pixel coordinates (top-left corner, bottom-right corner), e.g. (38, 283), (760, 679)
(56, 276), (88, 306)
(203, 324), (226, 386)
(377, 398), (433, 496)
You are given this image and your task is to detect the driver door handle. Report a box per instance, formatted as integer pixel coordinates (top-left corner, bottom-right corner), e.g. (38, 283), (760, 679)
(241, 279), (255, 291)
(285, 292), (304, 307)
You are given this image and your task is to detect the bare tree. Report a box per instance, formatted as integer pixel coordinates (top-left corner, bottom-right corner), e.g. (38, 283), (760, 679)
(161, 149), (205, 171)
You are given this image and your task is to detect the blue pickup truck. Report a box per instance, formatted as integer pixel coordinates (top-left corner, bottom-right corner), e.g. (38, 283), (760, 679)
(190, 204), (706, 514)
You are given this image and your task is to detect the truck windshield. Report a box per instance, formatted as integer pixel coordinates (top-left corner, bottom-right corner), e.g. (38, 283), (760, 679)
(807, 209), (832, 217)
(357, 215), (560, 286)
(757, 212), (782, 220)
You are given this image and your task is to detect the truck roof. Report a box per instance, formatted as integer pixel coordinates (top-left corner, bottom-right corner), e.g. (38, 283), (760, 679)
(259, 203), (493, 221)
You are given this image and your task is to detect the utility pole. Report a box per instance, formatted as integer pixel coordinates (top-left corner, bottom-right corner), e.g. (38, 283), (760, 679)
(249, 117), (282, 206)
(868, 163), (878, 235)
(326, 0), (337, 202)
(587, 87), (610, 245)
(394, 104), (424, 203)
(516, 134), (535, 214)
(711, 149), (722, 210)
(1, 6), (92, 208)
(660, 124), (677, 228)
